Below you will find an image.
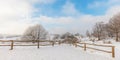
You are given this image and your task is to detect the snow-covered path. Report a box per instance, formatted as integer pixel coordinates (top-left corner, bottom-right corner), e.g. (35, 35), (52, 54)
(0, 45), (112, 60)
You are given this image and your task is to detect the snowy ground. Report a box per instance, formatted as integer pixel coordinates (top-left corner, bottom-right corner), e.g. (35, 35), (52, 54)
(0, 44), (113, 60)
(112, 42), (120, 60)
(81, 39), (120, 60)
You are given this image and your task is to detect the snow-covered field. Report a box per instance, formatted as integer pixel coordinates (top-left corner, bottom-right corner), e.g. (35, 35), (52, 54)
(0, 44), (113, 60)
(0, 37), (120, 60)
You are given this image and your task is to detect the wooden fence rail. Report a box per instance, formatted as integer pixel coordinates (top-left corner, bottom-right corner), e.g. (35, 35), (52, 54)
(0, 40), (115, 58)
(76, 43), (115, 58)
(0, 40), (55, 50)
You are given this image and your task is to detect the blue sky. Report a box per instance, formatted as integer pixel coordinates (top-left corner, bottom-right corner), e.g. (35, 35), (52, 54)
(33, 0), (108, 17)
(0, 0), (120, 35)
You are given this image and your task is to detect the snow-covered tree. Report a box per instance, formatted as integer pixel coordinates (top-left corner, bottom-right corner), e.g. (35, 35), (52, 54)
(86, 30), (91, 38)
(107, 14), (120, 42)
(61, 32), (71, 39)
(53, 34), (60, 40)
(22, 24), (48, 41)
(92, 22), (106, 40)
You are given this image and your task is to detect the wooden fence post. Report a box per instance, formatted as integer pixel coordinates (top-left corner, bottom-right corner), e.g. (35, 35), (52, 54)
(10, 40), (14, 50)
(112, 46), (115, 58)
(84, 43), (86, 51)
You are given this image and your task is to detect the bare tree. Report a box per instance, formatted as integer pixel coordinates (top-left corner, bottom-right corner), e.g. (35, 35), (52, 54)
(92, 22), (106, 40)
(53, 34), (60, 40)
(86, 30), (91, 38)
(22, 24), (48, 42)
(61, 32), (71, 39)
(107, 14), (120, 42)
(105, 24), (114, 38)
(74, 33), (80, 36)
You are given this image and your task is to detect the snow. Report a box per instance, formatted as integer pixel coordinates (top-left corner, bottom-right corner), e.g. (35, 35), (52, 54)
(76, 38), (120, 60)
(0, 37), (21, 40)
(115, 47), (120, 60)
(0, 44), (112, 60)
(112, 42), (120, 60)
(0, 37), (120, 60)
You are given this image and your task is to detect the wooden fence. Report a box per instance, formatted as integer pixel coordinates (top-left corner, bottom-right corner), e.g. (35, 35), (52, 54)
(0, 40), (115, 58)
(75, 43), (115, 58)
(0, 40), (55, 50)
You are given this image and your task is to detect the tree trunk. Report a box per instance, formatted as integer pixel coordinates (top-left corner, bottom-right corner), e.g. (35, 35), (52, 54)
(37, 40), (39, 48)
(98, 34), (101, 40)
(116, 33), (119, 42)
(98, 37), (100, 40)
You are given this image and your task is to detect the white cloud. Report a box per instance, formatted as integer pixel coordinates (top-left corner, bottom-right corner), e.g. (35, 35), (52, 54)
(50, 27), (68, 34)
(0, 0), (34, 17)
(62, 1), (80, 16)
(34, 1), (120, 35)
(45, 5), (120, 34)
(88, 0), (120, 9)
(0, 0), (35, 35)
(108, 0), (120, 4)
(106, 5), (120, 16)
(34, 15), (103, 34)
(0, 21), (33, 35)
(0, 0), (56, 35)
(29, 0), (56, 4)
(35, 15), (73, 24)
(88, 1), (106, 8)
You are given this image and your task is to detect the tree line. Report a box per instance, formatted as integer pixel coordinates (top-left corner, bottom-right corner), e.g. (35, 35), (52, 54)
(21, 24), (81, 44)
(87, 13), (120, 42)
